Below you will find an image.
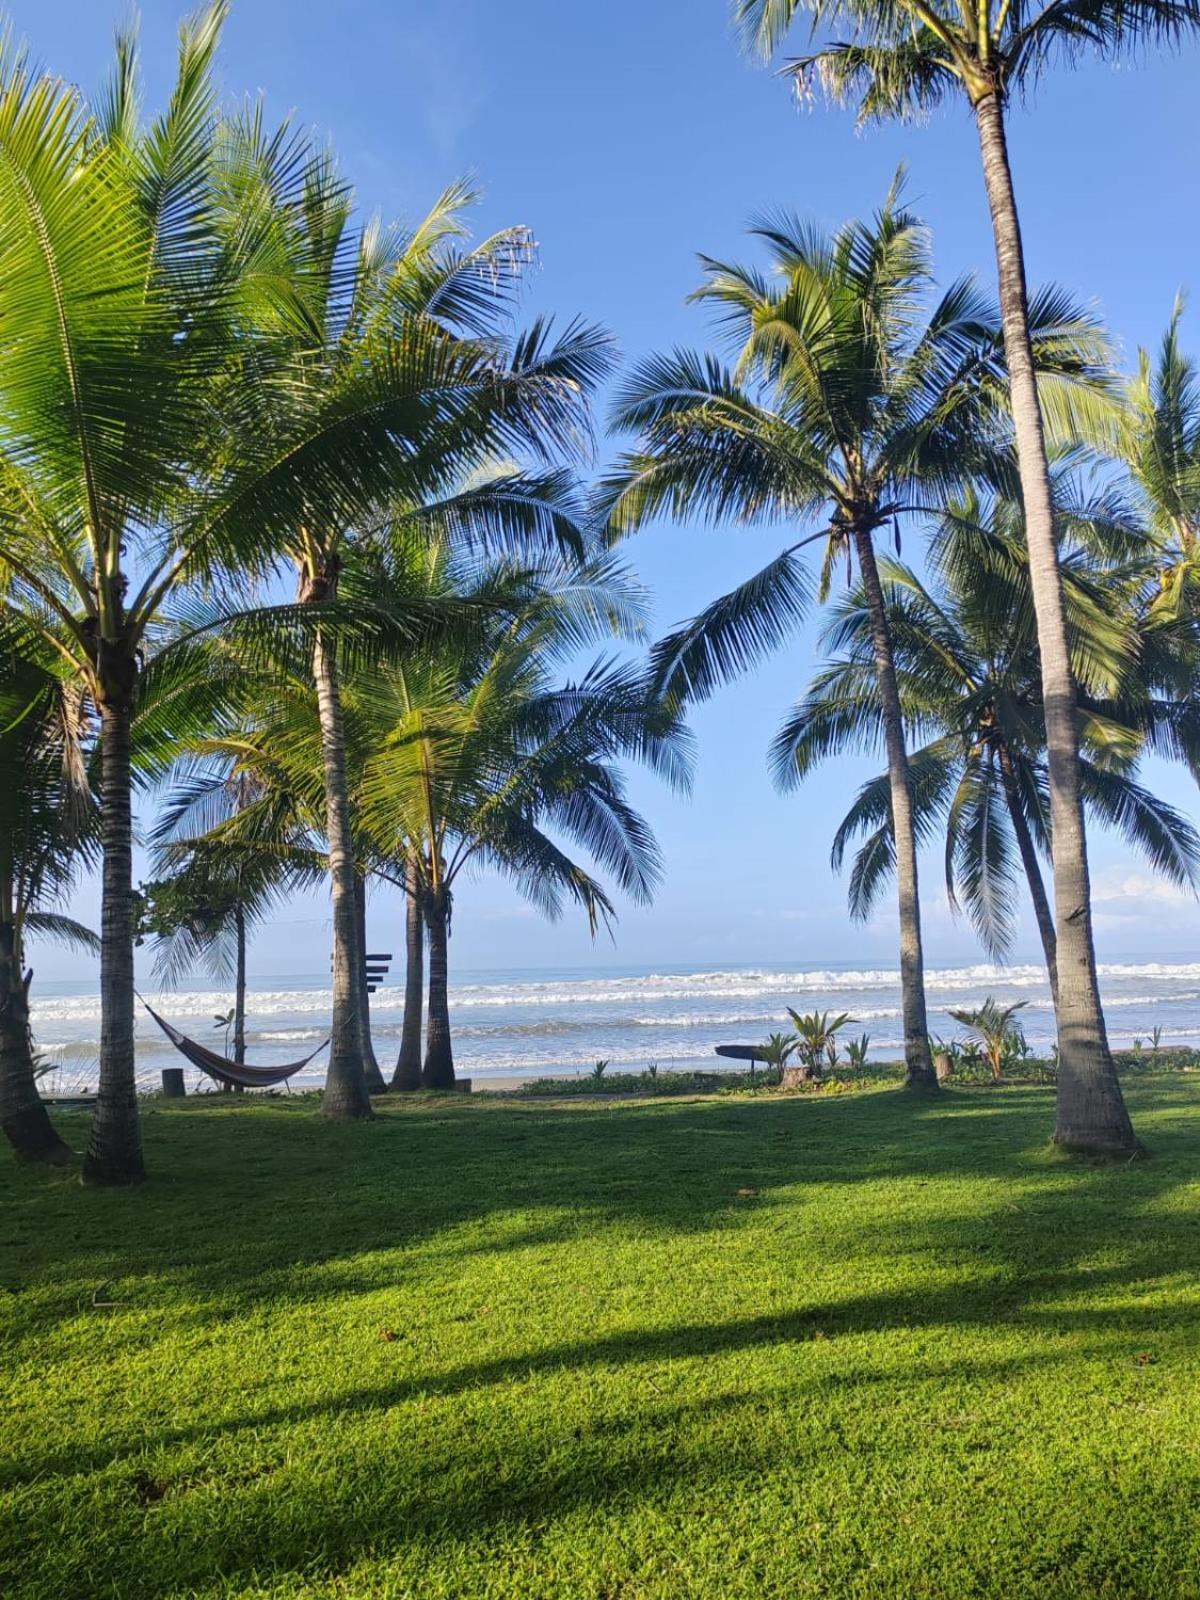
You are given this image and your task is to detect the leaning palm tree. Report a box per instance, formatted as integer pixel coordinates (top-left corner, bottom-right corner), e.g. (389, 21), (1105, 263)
(731, 0), (1199, 1151)
(601, 190), (1105, 1091)
(0, 638), (99, 1164)
(790, 485), (1200, 996)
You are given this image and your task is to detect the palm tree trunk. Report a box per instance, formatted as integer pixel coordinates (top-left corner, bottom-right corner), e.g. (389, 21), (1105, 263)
(0, 918), (72, 1166)
(229, 900), (247, 1093)
(83, 694), (146, 1184)
(355, 873), (387, 1094)
(422, 886), (455, 1088)
(312, 630), (372, 1121)
(996, 742), (1060, 1008)
(392, 867), (424, 1091)
(974, 92), (1136, 1154)
(233, 903), (246, 1064)
(851, 524), (937, 1091)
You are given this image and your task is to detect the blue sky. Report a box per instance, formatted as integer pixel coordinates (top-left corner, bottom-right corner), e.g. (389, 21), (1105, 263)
(22, 0), (1200, 979)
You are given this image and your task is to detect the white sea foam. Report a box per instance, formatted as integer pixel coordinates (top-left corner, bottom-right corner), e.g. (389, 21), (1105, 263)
(27, 958), (1200, 1084)
(30, 959), (1200, 1027)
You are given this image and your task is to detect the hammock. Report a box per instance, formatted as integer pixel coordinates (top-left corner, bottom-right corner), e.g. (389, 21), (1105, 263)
(139, 999), (328, 1090)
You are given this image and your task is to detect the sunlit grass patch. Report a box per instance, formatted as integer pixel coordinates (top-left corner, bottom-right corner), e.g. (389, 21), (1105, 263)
(3, 1078), (1200, 1597)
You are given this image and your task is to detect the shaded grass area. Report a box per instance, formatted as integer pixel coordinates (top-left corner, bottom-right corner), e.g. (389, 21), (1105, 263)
(3, 1080), (1200, 1598)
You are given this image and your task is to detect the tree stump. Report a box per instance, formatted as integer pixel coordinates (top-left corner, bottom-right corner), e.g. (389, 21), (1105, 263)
(161, 1068), (186, 1099)
(780, 1065), (813, 1091)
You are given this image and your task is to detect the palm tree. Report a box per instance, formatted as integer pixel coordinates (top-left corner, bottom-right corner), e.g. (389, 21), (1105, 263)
(789, 485), (1200, 996)
(1112, 303), (1200, 621)
(731, 0), (1199, 1151)
(0, 14), (245, 1182)
(138, 835), (307, 1072)
(359, 564), (691, 1087)
(947, 998), (1028, 1080)
(216, 148), (616, 1120)
(602, 190), (1103, 1091)
(0, 637), (99, 1163)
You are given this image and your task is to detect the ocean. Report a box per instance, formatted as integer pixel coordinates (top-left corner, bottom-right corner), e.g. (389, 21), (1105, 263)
(28, 956), (1200, 1093)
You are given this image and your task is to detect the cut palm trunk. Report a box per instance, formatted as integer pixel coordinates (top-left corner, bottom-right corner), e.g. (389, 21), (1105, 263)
(852, 525), (937, 1091)
(974, 91), (1136, 1154)
(422, 887), (454, 1088)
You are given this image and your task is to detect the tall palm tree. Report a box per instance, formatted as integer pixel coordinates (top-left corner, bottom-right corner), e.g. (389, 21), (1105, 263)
(0, 12), (247, 1183)
(731, 0), (1200, 1151)
(786, 487), (1200, 995)
(0, 639), (99, 1164)
(215, 147), (616, 1120)
(601, 191), (1104, 1090)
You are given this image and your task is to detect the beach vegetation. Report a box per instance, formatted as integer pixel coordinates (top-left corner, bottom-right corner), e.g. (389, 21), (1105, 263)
(793, 481), (1200, 1004)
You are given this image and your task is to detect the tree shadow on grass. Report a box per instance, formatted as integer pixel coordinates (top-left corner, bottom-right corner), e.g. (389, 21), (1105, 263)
(4, 1080), (1197, 1344)
(7, 1245), (1200, 1598)
(4, 1079), (1200, 1595)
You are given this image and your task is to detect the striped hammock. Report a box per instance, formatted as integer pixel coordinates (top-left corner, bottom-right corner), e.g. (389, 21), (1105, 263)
(139, 999), (328, 1090)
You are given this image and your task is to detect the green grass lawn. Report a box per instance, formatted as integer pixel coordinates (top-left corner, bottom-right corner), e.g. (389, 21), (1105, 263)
(4, 1080), (1200, 1599)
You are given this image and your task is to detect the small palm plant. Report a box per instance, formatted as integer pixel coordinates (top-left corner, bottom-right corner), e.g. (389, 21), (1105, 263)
(757, 1032), (797, 1087)
(947, 999), (1028, 1082)
(845, 1034), (871, 1075)
(786, 1011), (854, 1080)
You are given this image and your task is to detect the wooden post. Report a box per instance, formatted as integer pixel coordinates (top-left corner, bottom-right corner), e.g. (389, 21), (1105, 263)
(161, 1067), (186, 1099)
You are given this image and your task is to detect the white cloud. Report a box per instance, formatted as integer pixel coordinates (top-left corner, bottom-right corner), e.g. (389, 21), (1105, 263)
(1089, 866), (1199, 936)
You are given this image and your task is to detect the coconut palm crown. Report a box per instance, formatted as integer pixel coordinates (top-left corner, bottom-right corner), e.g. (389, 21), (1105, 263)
(782, 483), (1200, 996)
